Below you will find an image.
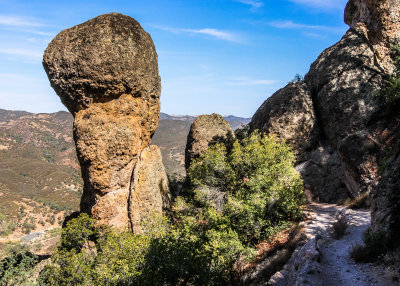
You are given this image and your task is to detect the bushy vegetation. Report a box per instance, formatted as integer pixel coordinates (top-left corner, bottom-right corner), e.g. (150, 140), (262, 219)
(0, 212), (16, 237)
(38, 130), (304, 285)
(187, 131), (304, 244)
(0, 243), (39, 285)
(349, 229), (388, 263)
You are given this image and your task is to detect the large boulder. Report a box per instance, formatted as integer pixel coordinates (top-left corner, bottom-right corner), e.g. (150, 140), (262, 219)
(250, 82), (319, 157)
(43, 13), (167, 230)
(338, 130), (381, 196)
(296, 147), (350, 203)
(185, 113), (233, 169)
(305, 24), (385, 146)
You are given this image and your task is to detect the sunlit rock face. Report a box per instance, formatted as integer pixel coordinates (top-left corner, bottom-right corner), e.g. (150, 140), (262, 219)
(43, 13), (169, 231)
(250, 0), (400, 204)
(345, 0), (400, 72)
(185, 113), (233, 169)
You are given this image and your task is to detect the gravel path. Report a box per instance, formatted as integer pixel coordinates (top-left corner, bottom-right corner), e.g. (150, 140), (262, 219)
(302, 204), (396, 286)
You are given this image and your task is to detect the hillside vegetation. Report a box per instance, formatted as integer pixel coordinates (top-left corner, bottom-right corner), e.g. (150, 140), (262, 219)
(0, 109), (249, 239)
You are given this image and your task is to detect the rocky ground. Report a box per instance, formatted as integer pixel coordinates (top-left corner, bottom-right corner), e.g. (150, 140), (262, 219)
(269, 204), (397, 286)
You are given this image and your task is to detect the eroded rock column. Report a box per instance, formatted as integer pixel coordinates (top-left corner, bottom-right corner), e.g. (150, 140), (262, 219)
(43, 13), (168, 231)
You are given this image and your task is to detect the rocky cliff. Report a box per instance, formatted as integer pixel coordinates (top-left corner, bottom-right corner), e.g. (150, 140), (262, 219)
(43, 13), (169, 231)
(250, 0), (400, 243)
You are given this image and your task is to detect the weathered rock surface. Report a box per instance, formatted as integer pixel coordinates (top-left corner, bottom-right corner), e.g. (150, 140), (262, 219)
(185, 113), (233, 169)
(129, 145), (170, 233)
(371, 133), (400, 246)
(43, 13), (168, 230)
(338, 130), (381, 196)
(305, 24), (385, 145)
(296, 147), (349, 203)
(43, 13), (161, 115)
(268, 238), (321, 286)
(345, 0), (400, 72)
(250, 82), (319, 156)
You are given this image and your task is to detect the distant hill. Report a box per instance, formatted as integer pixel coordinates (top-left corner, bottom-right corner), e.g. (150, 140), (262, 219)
(0, 109), (81, 237)
(159, 112), (251, 130)
(0, 109), (250, 237)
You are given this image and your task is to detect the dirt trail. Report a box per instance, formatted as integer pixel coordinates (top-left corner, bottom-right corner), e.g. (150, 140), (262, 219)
(301, 203), (396, 286)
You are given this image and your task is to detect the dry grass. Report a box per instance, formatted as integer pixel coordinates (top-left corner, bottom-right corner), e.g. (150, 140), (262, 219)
(331, 212), (348, 239)
(238, 223), (307, 285)
(345, 192), (371, 209)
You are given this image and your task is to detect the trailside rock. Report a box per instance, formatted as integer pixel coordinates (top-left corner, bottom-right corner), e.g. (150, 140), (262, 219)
(250, 82), (319, 156)
(296, 147), (350, 203)
(268, 238), (321, 286)
(305, 24), (385, 146)
(43, 13), (164, 229)
(371, 136), (400, 246)
(129, 145), (170, 233)
(185, 114), (233, 169)
(338, 130), (381, 196)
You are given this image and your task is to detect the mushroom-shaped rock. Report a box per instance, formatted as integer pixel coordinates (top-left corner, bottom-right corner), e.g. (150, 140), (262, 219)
(185, 114), (233, 169)
(43, 13), (167, 230)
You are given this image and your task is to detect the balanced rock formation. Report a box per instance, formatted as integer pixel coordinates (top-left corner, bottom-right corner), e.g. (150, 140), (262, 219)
(185, 114), (233, 169)
(250, 0), (399, 203)
(43, 13), (169, 231)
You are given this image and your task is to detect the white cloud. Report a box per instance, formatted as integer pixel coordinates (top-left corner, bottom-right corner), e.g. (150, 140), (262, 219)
(152, 25), (244, 43)
(288, 0), (347, 10)
(0, 15), (43, 27)
(0, 15), (53, 37)
(269, 20), (345, 34)
(0, 48), (43, 61)
(235, 0), (264, 9)
(227, 77), (276, 86)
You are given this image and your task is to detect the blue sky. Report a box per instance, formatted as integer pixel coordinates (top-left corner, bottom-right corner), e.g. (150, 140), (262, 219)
(0, 0), (349, 117)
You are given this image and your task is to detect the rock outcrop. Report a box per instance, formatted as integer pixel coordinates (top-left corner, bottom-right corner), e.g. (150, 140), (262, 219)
(185, 113), (233, 169)
(371, 125), (400, 245)
(250, 0), (400, 204)
(43, 13), (169, 231)
(129, 145), (170, 233)
(250, 82), (319, 157)
(344, 0), (400, 72)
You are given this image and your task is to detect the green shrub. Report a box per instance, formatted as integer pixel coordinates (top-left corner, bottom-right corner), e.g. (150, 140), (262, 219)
(187, 131), (304, 244)
(0, 245), (38, 285)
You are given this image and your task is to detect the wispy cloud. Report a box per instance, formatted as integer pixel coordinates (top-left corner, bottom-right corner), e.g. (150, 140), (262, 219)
(0, 48), (42, 61)
(227, 77), (276, 86)
(288, 0), (347, 10)
(269, 20), (345, 34)
(0, 15), (53, 37)
(234, 0), (264, 9)
(0, 15), (44, 27)
(152, 25), (244, 43)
